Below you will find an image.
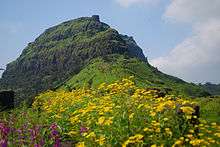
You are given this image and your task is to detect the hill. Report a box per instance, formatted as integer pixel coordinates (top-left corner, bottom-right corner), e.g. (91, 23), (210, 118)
(0, 15), (209, 105)
(0, 15), (145, 104)
(201, 83), (220, 96)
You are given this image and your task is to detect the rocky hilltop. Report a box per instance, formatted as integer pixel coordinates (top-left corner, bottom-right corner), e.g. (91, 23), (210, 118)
(0, 15), (146, 104)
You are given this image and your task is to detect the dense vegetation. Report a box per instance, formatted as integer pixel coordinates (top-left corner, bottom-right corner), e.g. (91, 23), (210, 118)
(0, 77), (220, 146)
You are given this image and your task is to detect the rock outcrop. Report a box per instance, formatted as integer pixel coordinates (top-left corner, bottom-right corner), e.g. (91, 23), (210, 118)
(0, 91), (14, 111)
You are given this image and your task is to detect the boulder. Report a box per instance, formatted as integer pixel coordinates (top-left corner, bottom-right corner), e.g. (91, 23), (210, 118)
(0, 91), (14, 111)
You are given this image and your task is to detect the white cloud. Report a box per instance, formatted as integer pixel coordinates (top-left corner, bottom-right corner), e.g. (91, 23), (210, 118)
(151, 0), (220, 83)
(116, 0), (159, 7)
(164, 0), (220, 23)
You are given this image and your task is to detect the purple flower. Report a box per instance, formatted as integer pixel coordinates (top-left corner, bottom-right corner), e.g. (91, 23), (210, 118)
(52, 130), (59, 136)
(0, 123), (10, 146)
(16, 129), (22, 134)
(30, 129), (37, 142)
(54, 138), (61, 147)
(50, 123), (58, 130)
(80, 126), (88, 134)
(40, 139), (45, 146)
(0, 139), (7, 147)
(49, 123), (61, 147)
(0, 123), (10, 136)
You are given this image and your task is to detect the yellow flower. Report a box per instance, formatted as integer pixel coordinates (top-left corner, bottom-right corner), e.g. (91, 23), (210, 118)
(165, 128), (172, 136)
(163, 118), (169, 121)
(143, 128), (149, 132)
(155, 128), (161, 133)
(70, 115), (80, 124)
(214, 133), (220, 138)
(129, 134), (144, 142)
(208, 137), (215, 143)
(211, 122), (217, 126)
(180, 106), (195, 114)
(54, 114), (62, 119)
(129, 113), (134, 120)
(96, 135), (105, 145)
(104, 117), (113, 126)
(190, 139), (205, 146)
(193, 115), (197, 118)
(59, 107), (66, 112)
(150, 111), (156, 117)
(186, 134), (193, 139)
(76, 142), (85, 147)
(186, 115), (192, 119)
(67, 130), (78, 136)
(172, 140), (182, 147)
(189, 129), (194, 133)
(123, 134), (144, 146)
(98, 116), (105, 125)
(86, 132), (96, 138)
(122, 140), (129, 147)
(103, 107), (112, 112)
(165, 128), (170, 131)
(138, 104), (144, 109)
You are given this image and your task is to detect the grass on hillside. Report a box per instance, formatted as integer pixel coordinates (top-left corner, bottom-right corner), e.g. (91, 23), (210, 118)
(196, 97), (220, 123)
(61, 55), (209, 98)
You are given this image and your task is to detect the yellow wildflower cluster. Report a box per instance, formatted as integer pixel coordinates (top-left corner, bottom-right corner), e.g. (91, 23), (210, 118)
(33, 77), (220, 146)
(122, 134), (143, 147)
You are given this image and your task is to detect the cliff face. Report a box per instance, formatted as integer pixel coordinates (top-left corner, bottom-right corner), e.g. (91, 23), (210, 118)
(0, 15), (145, 104)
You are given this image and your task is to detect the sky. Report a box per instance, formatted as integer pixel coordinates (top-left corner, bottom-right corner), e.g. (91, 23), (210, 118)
(0, 0), (219, 84)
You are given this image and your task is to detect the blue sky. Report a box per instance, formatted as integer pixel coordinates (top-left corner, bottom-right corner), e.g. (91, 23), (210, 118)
(1, 0), (220, 83)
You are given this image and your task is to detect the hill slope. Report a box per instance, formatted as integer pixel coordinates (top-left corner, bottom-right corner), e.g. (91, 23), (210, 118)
(60, 55), (209, 97)
(201, 83), (220, 96)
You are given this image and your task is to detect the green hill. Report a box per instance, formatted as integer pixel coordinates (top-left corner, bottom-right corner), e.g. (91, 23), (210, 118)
(201, 83), (220, 96)
(0, 15), (209, 105)
(0, 15), (145, 104)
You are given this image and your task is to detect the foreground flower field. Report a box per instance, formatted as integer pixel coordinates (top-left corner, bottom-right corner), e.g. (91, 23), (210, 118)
(1, 77), (220, 146)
